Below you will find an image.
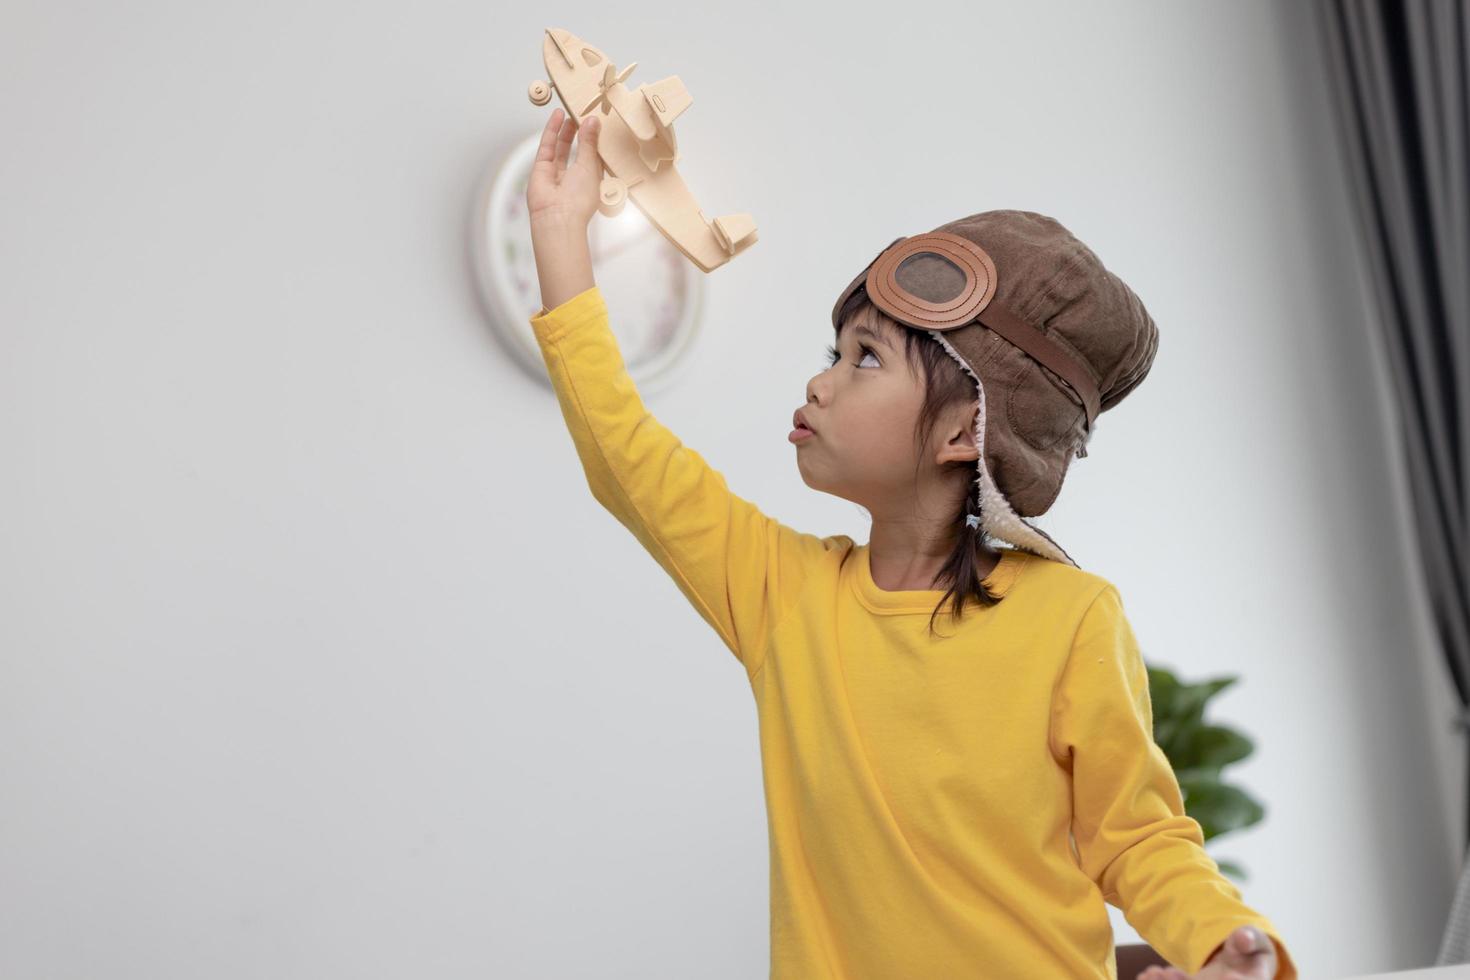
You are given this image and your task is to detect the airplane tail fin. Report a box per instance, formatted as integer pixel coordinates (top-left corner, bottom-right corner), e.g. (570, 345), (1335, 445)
(712, 213), (758, 256)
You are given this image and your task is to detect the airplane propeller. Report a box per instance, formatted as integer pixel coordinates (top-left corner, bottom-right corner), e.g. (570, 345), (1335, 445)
(579, 60), (637, 116)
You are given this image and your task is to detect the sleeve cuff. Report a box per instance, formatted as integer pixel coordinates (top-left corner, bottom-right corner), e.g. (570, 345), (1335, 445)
(1267, 929), (1297, 980)
(1197, 924), (1296, 980)
(529, 285), (607, 342)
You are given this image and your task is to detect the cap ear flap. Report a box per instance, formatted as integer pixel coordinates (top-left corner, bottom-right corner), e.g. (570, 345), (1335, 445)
(1007, 357), (1087, 454)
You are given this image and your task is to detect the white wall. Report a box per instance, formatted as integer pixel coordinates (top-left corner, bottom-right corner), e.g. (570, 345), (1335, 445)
(0, 1), (1459, 977)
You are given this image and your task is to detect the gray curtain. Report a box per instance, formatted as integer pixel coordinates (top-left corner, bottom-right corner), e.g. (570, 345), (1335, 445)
(1309, 0), (1470, 964)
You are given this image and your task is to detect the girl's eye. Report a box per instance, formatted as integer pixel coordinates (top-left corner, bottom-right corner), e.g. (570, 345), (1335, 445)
(824, 343), (880, 369)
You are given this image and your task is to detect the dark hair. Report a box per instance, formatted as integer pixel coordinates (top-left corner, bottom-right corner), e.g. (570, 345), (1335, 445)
(833, 289), (1005, 638)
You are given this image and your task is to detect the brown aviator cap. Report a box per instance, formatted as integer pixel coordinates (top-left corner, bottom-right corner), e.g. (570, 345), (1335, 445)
(830, 209), (1159, 567)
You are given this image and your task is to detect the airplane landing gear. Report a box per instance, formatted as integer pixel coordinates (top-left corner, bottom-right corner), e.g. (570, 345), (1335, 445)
(598, 176), (627, 218)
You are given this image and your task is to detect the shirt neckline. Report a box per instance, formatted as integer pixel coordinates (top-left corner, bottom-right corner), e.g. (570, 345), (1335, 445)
(850, 543), (1029, 615)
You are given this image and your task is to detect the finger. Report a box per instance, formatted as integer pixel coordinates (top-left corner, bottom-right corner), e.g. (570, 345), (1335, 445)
(552, 115), (577, 177)
(575, 114), (602, 178)
(533, 108), (565, 167)
(1232, 926), (1267, 957)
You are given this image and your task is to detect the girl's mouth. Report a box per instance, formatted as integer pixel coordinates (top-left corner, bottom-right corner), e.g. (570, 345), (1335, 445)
(788, 424), (815, 444)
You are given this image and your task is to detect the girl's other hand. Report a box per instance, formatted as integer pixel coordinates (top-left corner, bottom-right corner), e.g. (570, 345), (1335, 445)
(526, 108), (602, 234)
(1135, 926), (1280, 980)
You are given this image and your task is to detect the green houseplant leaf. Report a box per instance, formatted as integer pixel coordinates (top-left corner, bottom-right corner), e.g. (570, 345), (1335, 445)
(1145, 664), (1264, 882)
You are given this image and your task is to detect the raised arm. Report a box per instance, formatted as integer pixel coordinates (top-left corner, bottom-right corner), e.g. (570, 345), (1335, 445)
(526, 108), (600, 312)
(523, 109), (841, 681)
(1049, 585), (1298, 979)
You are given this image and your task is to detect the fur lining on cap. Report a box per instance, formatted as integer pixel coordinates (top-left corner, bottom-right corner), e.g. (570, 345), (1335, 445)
(929, 330), (1079, 568)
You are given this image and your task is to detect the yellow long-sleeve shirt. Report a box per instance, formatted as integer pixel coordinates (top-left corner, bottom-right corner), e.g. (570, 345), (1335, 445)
(529, 285), (1296, 980)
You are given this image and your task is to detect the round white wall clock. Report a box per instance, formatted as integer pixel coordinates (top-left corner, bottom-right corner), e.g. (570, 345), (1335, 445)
(473, 132), (705, 394)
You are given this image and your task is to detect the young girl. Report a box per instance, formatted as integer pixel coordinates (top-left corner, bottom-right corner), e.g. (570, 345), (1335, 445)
(523, 108), (1296, 980)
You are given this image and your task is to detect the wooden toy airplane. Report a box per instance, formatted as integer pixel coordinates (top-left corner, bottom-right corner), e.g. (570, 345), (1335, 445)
(527, 28), (758, 273)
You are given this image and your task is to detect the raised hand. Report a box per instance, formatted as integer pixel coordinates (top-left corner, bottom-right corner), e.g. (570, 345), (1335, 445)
(525, 107), (603, 233)
(524, 107), (601, 312)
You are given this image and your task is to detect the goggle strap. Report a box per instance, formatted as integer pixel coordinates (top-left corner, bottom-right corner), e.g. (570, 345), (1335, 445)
(972, 298), (1101, 435)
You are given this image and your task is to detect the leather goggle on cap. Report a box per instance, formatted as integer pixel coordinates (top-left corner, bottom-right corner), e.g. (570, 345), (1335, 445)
(830, 210), (1159, 569)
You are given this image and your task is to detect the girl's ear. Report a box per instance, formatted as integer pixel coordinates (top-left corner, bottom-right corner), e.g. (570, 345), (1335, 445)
(934, 400), (981, 466)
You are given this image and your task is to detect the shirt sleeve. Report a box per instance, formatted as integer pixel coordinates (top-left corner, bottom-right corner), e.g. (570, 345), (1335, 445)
(527, 285), (843, 681)
(1049, 584), (1298, 980)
